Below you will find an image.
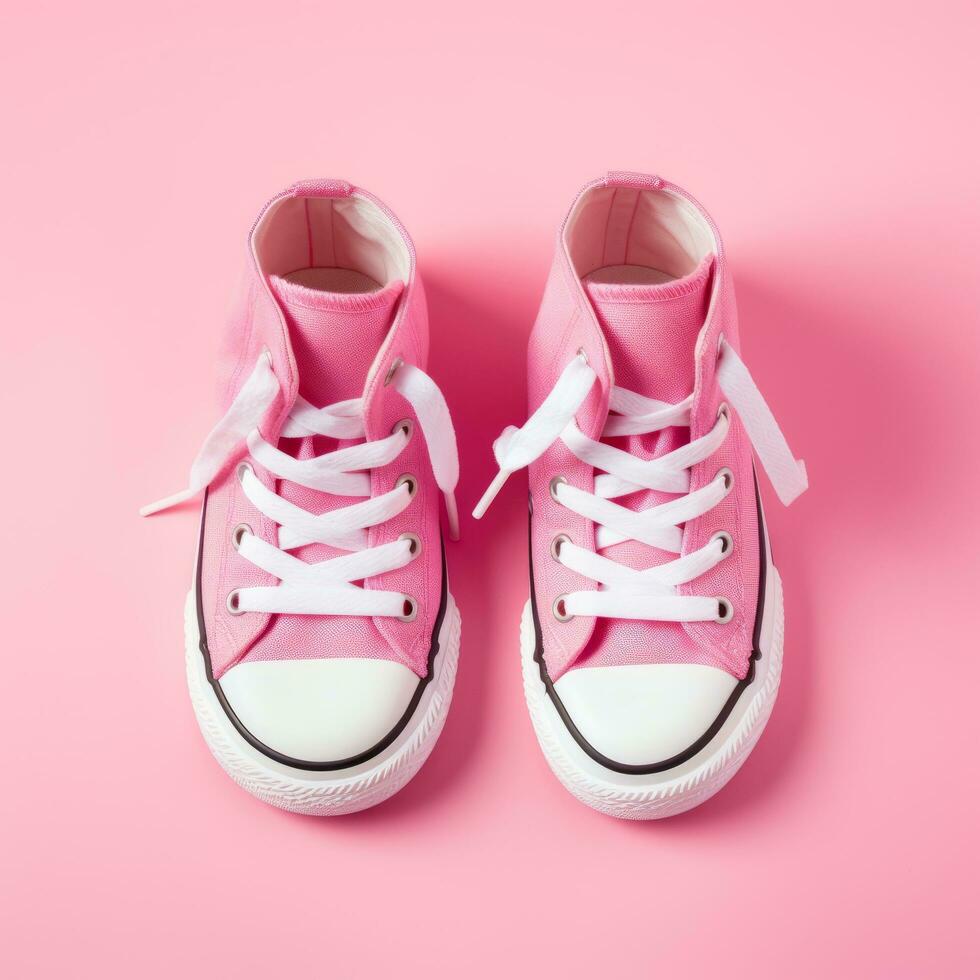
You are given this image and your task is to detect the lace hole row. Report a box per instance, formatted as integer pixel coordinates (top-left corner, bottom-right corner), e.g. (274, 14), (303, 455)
(227, 589), (420, 621)
(396, 473), (418, 498)
(711, 530), (733, 555)
(399, 532), (422, 556)
(552, 594), (573, 622)
(550, 533), (570, 561)
(392, 418), (413, 441)
(228, 468), (250, 614)
(553, 594), (733, 624)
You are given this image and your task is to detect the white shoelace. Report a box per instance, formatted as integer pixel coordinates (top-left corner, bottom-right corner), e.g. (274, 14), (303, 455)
(473, 337), (806, 623)
(142, 352), (460, 618)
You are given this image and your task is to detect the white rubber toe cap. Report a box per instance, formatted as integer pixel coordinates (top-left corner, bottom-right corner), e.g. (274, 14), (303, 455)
(553, 663), (740, 768)
(218, 657), (421, 764)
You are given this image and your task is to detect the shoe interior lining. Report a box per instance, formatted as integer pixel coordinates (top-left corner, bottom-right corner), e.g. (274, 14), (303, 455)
(565, 186), (715, 285)
(252, 194), (409, 291)
(282, 268), (383, 293)
(583, 264), (678, 286)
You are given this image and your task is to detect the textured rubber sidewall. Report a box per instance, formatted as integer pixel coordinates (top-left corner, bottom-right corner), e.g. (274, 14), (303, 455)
(184, 592), (461, 816)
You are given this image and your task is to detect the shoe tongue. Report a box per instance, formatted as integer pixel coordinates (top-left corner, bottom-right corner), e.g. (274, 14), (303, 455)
(583, 254), (713, 403)
(266, 271), (404, 570)
(580, 254), (715, 585)
(269, 272), (404, 406)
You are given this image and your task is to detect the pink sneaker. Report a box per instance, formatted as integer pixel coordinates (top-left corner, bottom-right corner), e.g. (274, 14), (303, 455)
(144, 180), (462, 815)
(474, 172), (807, 818)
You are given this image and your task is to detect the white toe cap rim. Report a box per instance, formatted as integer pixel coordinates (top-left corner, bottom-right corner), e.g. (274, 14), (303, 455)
(553, 663), (740, 767)
(218, 658), (420, 763)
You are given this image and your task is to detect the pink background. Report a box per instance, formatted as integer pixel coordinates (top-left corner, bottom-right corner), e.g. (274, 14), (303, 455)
(3, 1), (978, 976)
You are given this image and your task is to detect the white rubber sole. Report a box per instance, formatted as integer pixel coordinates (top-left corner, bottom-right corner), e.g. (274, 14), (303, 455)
(184, 591), (461, 815)
(520, 565), (784, 820)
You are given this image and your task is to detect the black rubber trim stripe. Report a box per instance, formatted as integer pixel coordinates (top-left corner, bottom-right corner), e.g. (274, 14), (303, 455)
(194, 490), (449, 772)
(529, 474), (768, 775)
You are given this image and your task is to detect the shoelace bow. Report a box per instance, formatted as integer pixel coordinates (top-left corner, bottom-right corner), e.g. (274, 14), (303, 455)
(142, 352), (460, 619)
(473, 337), (806, 623)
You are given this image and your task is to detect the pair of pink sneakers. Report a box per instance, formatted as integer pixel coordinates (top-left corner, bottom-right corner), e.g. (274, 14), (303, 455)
(144, 173), (806, 819)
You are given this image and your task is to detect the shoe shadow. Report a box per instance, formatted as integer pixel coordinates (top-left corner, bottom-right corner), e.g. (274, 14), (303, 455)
(623, 262), (956, 830)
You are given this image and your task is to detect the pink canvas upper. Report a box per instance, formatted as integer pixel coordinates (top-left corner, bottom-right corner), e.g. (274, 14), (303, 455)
(526, 172), (760, 682)
(200, 180), (446, 680)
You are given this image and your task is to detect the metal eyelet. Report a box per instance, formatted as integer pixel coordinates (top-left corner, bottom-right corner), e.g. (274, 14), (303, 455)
(392, 418), (413, 441)
(551, 534), (571, 561)
(552, 595), (573, 622)
(715, 467), (734, 492)
(383, 357), (404, 387)
(399, 595), (418, 622)
(226, 590), (244, 616)
(549, 476), (568, 502)
(714, 597), (734, 624)
(711, 530), (733, 556)
(231, 523), (252, 550)
(236, 461), (254, 483)
(717, 402), (730, 423)
(399, 532), (422, 557)
(396, 473), (418, 498)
